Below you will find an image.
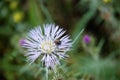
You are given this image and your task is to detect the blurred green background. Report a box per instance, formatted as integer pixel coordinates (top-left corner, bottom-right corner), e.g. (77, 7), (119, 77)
(0, 0), (120, 80)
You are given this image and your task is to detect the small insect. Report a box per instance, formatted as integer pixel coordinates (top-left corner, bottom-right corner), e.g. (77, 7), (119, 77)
(54, 38), (61, 45)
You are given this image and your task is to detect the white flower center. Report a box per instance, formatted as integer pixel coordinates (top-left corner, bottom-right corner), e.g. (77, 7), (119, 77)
(41, 40), (56, 54)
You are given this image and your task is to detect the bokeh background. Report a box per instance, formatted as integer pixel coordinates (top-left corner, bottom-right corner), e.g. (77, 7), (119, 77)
(0, 0), (120, 80)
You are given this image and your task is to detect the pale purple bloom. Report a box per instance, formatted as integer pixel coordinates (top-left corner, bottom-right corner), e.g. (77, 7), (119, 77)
(20, 24), (72, 71)
(83, 35), (91, 44)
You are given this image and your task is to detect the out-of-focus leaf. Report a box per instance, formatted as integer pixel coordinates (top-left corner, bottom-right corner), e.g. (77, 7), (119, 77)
(28, 0), (44, 26)
(0, 27), (13, 36)
(72, 0), (98, 48)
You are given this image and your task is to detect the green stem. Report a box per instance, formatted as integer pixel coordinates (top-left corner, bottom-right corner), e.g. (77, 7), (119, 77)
(72, 28), (84, 44)
(46, 68), (48, 80)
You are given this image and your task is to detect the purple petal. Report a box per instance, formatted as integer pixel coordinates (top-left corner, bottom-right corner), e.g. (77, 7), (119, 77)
(19, 39), (26, 45)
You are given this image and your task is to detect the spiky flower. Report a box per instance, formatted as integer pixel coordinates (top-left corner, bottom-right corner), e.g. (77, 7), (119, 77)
(20, 24), (72, 71)
(83, 35), (91, 44)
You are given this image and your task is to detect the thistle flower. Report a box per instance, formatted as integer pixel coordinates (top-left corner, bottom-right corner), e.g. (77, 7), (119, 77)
(20, 24), (72, 71)
(83, 35), (91, 44)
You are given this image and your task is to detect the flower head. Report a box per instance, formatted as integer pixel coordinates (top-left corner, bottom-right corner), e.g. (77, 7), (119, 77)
(13, 11), (24, 23)
(9, 1), (18, 10)
(83, 35), (91, 44)
(20, 24), (72, 71)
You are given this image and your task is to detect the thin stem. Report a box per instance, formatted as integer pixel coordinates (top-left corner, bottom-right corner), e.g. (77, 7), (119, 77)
(72, 28), (84, 44)
(46, 68), (48, 80)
